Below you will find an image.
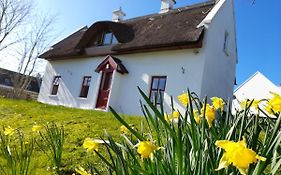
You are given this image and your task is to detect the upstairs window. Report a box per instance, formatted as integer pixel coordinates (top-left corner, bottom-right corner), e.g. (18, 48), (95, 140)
(97, 31), (118, 46)
(149, 76), (167, 104)
(51, 76), (61, 95)
(80, 76), (91, 98)
(223, 31), (229, 56)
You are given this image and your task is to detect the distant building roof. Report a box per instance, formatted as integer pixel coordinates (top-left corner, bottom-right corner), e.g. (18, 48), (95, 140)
(232, 71), (281, 117)
(0, 68), (41, 93)
(40, 1), (215, 60)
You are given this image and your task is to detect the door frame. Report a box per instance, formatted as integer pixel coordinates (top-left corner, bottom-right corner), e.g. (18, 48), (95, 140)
(95, 68), (114, 110)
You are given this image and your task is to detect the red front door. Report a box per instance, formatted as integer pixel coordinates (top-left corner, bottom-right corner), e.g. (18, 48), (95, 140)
(96, 71), (113, 109)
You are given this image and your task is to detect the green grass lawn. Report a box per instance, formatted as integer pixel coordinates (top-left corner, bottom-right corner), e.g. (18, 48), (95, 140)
(0, 97), (143, 174)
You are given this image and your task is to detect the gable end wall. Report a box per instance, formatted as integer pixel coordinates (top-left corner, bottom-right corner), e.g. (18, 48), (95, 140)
(200, 0), (237, 101)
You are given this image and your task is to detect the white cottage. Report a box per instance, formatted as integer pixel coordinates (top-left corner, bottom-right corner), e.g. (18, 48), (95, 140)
(38, 0), (237, 115)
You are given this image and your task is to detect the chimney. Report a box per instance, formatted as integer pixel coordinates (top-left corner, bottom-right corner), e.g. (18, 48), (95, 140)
(112, 7), (126, 22)
(159, 0), (176, 14)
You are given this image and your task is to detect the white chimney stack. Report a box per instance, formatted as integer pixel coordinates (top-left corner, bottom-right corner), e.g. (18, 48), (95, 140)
(112, 7), (126, 22)
(160, 0), (176, 14)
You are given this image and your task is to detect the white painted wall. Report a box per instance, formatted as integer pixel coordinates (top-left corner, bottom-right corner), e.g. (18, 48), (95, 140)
(38, 58), (103, 109)
(232, 72), (281, 115)
(38, 49), (206, 115)
(200, 0), (237, 101)
(38, 0), (237, 116)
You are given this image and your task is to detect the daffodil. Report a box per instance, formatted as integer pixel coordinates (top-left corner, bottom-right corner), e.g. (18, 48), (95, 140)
(215, 137), (266, 175)
(4, 126), (14, 136)
(83, 138), (99, 152)
(75, 166), (91, 175)
(172, 111), (180, 119)
(164, 113), (170, 121)
(193, 109), (200, 124)
(164, 111), (180, 122)
(266, 92), (281, 114)
(137, 141), (157, 159)
(32, 125), (42, 132)
(178, 93), (189, 107)
(201, 104), (216, 128)
(241, 99), (260, 110)
(120, 125), (129, 134)
(211, 97), (225, 111)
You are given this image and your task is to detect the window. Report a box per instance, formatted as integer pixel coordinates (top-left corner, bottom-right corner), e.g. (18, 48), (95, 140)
(149, 76), (167, 104)
(223, 31), (229, 56)
(51, 76), (61, 95)
(80, 76), (91, 98)
(98, 31), (118, 46)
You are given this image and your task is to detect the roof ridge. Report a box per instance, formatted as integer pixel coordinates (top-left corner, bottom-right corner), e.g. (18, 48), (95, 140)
(234, 71), (273, 93)
(122, 0), (215, 23)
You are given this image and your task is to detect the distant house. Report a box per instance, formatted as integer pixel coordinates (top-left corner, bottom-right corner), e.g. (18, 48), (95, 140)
(232, 71), (281, 116)
(0, 68), (41, 93)
(38, 0), (237, 115)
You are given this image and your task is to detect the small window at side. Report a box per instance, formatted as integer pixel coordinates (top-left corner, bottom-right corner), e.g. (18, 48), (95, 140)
(79, 76), (91, 98)
(149, 76), (167, 104)
(223, 31), (229, 56)
(51, 76), (61, 95)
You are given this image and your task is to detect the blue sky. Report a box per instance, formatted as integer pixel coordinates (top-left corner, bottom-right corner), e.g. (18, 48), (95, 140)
(36, 0), (281, 86)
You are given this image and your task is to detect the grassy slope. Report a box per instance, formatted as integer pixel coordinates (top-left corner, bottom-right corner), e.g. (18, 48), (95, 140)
(0, 97), (143, 174)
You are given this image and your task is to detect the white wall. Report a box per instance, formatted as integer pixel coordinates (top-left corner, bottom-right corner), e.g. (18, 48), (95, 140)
(110, 50), (206, 115)
(232, 72), (281, 115)
(38, 58), (103, 109)
(38, 49), (205, 115)
(200, 0), (237, 101)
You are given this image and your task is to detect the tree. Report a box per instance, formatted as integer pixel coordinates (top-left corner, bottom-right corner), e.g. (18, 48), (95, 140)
(0, 0), (31, 52)
(11, 16), (53, 98)
(0, 0), (54, 99)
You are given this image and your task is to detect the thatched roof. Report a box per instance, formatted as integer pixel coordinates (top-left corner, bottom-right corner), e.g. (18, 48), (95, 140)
(40, 1), (215, 60)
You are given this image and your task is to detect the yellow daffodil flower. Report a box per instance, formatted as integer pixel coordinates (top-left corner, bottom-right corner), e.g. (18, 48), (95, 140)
(164, 111), (180, 122)
(32, 125), (42, 132)
(266, 92), (281, 114)
(172, 111), (180, 119)
(201, 104), (216, 128)
(164, 113), (170, 122)
(193, 109), (200, 124)
(75, 166), (91, 175)
(211, 97), (225, 111)
(241, 99), (260, 110)
(137, 141), (157, 159)
(83, 138), (99, 152)
(4, 126), (15, 136)
(215, 137), (266, 175)
(178, 93), (189, 107)
(120, 125), (129, 134)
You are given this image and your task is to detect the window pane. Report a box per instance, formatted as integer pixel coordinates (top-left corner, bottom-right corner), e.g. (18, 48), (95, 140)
(112, 35), (118, 44)
(150, 90), (157, 103)
(51, 85), (59, 95)
(86, 77), (91, 86)
(80, 86), (89, 98)
(103, 32), (112, 45)
(53, 76), (61, 85)
(149, 76), (167, 104)
(83, 77), (91, 86)
(157, 91), (164, 104)
(158, 78), (166, 90)
(152, 78), (159, 89)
